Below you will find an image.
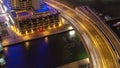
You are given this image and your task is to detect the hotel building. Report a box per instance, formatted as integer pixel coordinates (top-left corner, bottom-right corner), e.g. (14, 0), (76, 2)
(10, 0), (45, 10)
(10, 0), (61, 35)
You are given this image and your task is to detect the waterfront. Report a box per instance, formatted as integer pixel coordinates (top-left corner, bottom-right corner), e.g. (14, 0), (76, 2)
(4, 30), (88, 68)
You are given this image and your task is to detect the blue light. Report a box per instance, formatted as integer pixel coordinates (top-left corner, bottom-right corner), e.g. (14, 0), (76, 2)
(34, 3), (49, 13)
(3, 0), (12, 10)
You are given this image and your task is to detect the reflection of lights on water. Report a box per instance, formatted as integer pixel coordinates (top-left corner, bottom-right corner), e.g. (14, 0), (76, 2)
(4, 47), (8, 54)
(45, 37), (48, 43)
(0, 58), (6, 65)
(69, 30), (75, 38)
(25, 41), (30, 49)
(0, 44), (3, 51)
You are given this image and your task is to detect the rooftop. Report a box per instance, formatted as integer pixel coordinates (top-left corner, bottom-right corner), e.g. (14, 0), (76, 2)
(13, 6), (60, 21)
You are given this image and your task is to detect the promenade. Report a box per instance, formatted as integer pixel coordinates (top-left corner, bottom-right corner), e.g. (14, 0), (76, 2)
(2, 24), (73, 47)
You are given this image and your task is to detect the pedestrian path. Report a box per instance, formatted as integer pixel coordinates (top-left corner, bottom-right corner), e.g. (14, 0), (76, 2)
(2, 24), (73, 47)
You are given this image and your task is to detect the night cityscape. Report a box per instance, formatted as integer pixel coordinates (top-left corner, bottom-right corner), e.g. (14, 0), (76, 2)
(0, 0), (120, 68)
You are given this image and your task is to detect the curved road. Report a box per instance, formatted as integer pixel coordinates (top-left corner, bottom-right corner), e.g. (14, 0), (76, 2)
(45, 0), (120, 68)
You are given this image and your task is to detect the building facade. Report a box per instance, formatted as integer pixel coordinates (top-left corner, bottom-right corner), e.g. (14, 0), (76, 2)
(14, 9), (60, 34)
(10, 0), (45, 10)
(10, 0), (32, 10)
(10, 0), (61, 35)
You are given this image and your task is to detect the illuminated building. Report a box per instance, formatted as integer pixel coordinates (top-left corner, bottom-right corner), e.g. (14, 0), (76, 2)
(10, 0), (46, 10)
(10, 0), (32, 10)
(13, 8), (60, 34)
(10, 0), (61, 35)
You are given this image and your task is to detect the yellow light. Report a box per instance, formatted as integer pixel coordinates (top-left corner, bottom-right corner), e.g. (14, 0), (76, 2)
(4, 47), (8, 54)
(43, 31), (50, 36)
(10, 26), (14, 30)
(2, 40), (9, 46)
(68, 26), (73, 30)
(18, 32), (22, 36)
(59, 23), (62, 27)
(25, 41), (30, 49)
(25, 30), (29, 35)
(31, 29), (34, 33)
(61, 18), (65, 24)
(48, 25), (51, 29)
(53, 24), (56, 28)
(23, 36), (30, 40)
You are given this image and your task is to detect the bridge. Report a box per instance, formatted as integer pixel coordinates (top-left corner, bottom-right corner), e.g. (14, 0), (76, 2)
(45, 0), (120, 68)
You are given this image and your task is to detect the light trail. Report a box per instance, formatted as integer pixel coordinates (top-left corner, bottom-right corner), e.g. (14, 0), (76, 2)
(45, 0), (120, 68)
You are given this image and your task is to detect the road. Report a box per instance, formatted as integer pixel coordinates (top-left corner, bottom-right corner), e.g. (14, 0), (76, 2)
(45, 0), (120, 68)
(76, 6), (120, 60)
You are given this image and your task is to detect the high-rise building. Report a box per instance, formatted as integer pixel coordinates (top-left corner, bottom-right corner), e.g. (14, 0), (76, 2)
(10, 0), (32, 10)
(10, 0), (45, 10)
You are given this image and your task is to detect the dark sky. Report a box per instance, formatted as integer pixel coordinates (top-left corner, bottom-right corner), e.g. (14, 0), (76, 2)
(56, 0), (120, 17)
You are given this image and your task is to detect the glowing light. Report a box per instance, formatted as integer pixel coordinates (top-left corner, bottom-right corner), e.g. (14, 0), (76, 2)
(86, 58), (90, 63)
(45, 37), (48, 43)
(4, 47), (8, 54)
(53, 24), (56, 28)
(61, 18), (65, 24)
(25, 41), (30, 49)
(31, 29), (34, 33)
(2, 40), (9, 46)
(69, 30), (75, 38)
(0, 43), (3, 51)
(8, 15), (15, 23)
(25, 41), (30, 46)
(25, 30), (29, 35)
(10, 26), (14, 30)
(0, 0), (3, 3)
(68, 26), (73, 30)
(3, 5), (7, 12)
(18, 32), (22, 36)
(0, 58), (6, 65)
(39, 27), (43, 32)
(48, 25), (51, 29)
(43, 31), (50, 36)
(59, 22), (62, 27)
(23, 36), (30, 40)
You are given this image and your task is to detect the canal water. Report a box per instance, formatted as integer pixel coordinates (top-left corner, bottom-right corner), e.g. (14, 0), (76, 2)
(4, 30), (88, 68)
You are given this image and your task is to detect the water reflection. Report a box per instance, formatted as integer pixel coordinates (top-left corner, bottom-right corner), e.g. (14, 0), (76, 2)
(5, 31), (88, 68)
(69, 30), (75, 38)
(25, 41), (30, 50)
(5, 45), (27, 68)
